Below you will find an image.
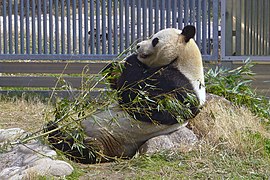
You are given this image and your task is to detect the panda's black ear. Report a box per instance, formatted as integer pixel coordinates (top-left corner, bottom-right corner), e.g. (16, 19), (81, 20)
(152, 37), (159, 47)
(181, 25), (196, 42)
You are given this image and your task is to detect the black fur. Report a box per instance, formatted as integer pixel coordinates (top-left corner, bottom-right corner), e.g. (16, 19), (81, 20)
(152, 37), (159, 47)
(181, 25), (196, 42)
(114, 54), (200, 125)
(44, 121), (98, 164)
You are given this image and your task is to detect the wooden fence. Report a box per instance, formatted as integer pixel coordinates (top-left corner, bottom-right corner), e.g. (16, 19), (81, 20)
(1, 61), (269, 98)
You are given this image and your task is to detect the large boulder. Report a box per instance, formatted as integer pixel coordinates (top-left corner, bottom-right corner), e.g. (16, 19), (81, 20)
(0, 128), (74, 179)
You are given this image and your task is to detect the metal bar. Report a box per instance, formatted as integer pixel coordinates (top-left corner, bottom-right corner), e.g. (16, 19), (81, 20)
(78, 0), (83, 54)
(37, 0), (42, 54)
(131, 0), (135, 44)
(84, 0), (89, 54)
(90, 0), (95, 54)
(107, 0), (112, 54)
(0, 53), (231, 61)
(166, 0), (171, 28)
(137, 0), (141, 40)
(102, 0), (107, 53)
(149, 0), (153, 36)
(207, 0), (211, 54)
(14, 0), (19, 54)
(113, 0), (118, 54)
(155, 0), (159, 32)
(143, 0), (147, 38)
(171, 0), (177, 28)
(67, 0), (71, 54)
(249, 0), (253, 54)
(26, 0), (30, 54)
(32, 0), (36, 54)
(0, 54), (119, 60)
(201, 0), (207, 54)
(177, 0), (183, 29)
(55, 0), (60, 54)
(235, 0), (241, 55)
(61, 0), (65, 54)
(8, 0), (13, 54)
(0, 62), (108, 74)
(20, 0), (24, 54)
(49, 0), (54, 54)
(43, 0), (48, 54)
(265, 0), (270, 56)
(125, 0), (130, 49)
(212, 0), (219, 60)
(184, 0), (188, 26)
(196, 0), (201, 49)
(160, 0), (165, 29)
(72, 0), (77, 53)
(96, 0), (101, 54)
(190, 0), (195, 24)
(119, 0), (123, 52)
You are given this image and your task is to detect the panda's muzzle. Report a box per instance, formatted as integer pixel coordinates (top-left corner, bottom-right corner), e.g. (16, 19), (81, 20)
(139, 53), (151, 59)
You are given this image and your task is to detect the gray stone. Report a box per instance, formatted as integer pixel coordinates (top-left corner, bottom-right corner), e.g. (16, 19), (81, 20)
(0, 128), (74, 179)
(139, 126), (198, 155)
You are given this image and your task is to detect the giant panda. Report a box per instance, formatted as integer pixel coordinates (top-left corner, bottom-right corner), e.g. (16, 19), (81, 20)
(106, 25), (205, 125)
(45, 25), (205, 164)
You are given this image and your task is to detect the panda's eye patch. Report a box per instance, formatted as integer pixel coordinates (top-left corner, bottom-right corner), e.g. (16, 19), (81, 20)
(152, 37), (159, 47)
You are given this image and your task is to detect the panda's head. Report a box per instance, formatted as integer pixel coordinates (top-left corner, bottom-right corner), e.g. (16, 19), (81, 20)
(136, 25), (205, 106)
(136, 25), (199, 68)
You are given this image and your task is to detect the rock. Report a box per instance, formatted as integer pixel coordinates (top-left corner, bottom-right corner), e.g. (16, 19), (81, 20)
(139, 126), (198, 155)
(0, 128), (74, 179)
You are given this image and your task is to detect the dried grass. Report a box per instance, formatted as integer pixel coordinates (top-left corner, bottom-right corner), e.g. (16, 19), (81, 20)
(0, 96), (53, 132)
(190, 94), (270, 154)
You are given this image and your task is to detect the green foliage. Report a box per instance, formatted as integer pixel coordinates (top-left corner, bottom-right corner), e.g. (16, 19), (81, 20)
(205, 59), (270, 120)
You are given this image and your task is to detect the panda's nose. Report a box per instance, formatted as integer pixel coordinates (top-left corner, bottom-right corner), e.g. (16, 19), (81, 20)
(136, 45), (140, 49)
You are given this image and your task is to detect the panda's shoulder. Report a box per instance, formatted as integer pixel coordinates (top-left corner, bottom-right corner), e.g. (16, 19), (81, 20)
(159, 65), (191, 85)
